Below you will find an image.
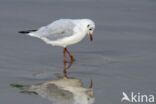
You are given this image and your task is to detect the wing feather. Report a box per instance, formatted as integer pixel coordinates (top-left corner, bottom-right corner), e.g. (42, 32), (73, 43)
(33, 19), (75, 41)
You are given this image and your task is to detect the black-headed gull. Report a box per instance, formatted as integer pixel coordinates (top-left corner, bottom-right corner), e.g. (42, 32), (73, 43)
(19, 19), (95, 62)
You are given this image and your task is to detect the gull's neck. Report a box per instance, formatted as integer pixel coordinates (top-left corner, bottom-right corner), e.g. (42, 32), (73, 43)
(73, 19), (88, 35)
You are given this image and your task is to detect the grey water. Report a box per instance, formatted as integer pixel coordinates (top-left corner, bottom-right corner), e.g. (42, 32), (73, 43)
(0, 0), (156, 104)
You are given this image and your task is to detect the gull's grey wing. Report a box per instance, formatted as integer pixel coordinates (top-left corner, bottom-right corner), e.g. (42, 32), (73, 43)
(34, 19), (75, 41)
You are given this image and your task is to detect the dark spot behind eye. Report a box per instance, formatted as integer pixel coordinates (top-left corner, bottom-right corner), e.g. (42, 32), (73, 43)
(87, 25), (90, 27)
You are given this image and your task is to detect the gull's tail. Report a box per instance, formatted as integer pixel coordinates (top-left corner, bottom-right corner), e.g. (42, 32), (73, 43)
(18, 29), (37, 34)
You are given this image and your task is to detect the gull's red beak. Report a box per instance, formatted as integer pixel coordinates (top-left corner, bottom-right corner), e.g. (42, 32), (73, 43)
(89, 33), (93, 41)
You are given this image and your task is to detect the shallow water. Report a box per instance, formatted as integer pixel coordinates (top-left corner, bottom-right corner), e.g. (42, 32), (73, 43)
(0, 0), (156, 104)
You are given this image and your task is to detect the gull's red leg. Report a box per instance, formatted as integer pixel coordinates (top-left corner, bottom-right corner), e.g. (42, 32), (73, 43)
(65, 48), (75, 62)
(63, 48), (67, 63)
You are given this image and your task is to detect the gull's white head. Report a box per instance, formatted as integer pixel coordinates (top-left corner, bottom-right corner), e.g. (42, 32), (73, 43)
(81, 19), (95, 41)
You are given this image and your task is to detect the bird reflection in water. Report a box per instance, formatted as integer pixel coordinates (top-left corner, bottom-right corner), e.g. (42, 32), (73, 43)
(10, 62), (95, 104)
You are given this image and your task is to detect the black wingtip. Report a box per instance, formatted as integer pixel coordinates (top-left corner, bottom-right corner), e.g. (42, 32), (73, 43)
(18, 31), (29, 34)
(18, 30), (37, 34)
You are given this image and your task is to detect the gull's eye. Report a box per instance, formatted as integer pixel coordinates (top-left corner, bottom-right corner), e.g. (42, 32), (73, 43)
(89, 28), (92, 31)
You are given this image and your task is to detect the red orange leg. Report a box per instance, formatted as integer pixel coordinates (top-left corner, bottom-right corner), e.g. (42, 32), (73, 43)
(65, 48), (75, 62)
(63, 48), (67, 63)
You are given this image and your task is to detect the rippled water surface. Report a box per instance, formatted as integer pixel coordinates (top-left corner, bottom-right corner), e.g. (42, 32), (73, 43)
(0, 0), (156, 104)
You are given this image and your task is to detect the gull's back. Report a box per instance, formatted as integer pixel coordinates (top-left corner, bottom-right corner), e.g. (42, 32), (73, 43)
(29, 19), (76, 41)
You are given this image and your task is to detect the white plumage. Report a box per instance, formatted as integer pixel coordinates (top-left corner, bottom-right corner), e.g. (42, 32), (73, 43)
(28, 19), (95, 47)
